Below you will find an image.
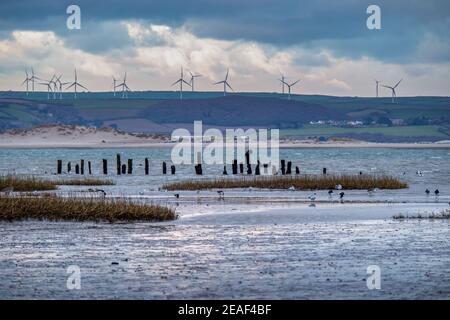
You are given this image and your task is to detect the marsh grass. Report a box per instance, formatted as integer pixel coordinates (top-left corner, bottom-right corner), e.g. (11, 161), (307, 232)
(393, 210), (450, 220)
(0, 195), (176, 222)
(0, 175), (115, 192)
(0, 175), (56, 192)
(55, 178), (115, 186)
(163, 174), (408, 191)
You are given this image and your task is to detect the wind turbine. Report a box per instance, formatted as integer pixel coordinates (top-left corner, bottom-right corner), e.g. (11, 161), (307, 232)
(22, 69), (30, 95)
(171, 67), (191, 100)
(66, 69), (88, 99)
(188, 70), (202, 92)
(382, 79), (403, 103)
(374, 79), (382, 98)
(112, 76), (117, 97)
(279, 73), (286, 94)
(55, 75), (70, 99)
(281, 79), (300, 100)
(49, 74), (58, 99)
(38, 77), (54, 100)
(214, 68), (233, 96)
(29, 68), (40, 92)
(115, 72), (131, 99)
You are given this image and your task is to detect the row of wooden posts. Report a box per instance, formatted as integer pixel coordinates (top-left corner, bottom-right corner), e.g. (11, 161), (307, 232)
(57, 153), (327, 176)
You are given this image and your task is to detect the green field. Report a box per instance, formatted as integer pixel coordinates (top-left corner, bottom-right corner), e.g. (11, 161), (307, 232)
(281, 125), (449, 138)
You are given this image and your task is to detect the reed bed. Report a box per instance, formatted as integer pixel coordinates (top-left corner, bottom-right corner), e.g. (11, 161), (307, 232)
(163, 174), (408, 191)
(0, 195), (176, 222)
(0, 175), (56, 192)
(393, 210), (450, 220)
(55, 178), (115, 186)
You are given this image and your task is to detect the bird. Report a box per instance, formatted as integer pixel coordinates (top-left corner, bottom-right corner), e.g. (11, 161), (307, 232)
(328, 189), (334, 195)
(308, 193), (317, 202)
(339, 192), (345, 199)
(335, 184), (343, 190)
(434, 189), (440, 196)
(425, 189), (430, 195)
(217, 190), (224, 199)
(174, 193), (180, 199)
(288, 186), (296, 191)
(95, 189), (106, 198)
(367, 188), (376, 195)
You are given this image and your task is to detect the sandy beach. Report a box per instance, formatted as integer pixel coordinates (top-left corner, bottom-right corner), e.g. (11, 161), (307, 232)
(1, 125), (450, 149)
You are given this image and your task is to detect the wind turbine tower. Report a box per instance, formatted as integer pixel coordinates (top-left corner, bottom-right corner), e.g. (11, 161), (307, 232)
(189, 71), (202, 92)
(213, 68), (233, 96)
(382, 79), (403, 103)
(171, 67), (191, 99)
(281, 79), (300, 100)
(66, 69), (88, 99)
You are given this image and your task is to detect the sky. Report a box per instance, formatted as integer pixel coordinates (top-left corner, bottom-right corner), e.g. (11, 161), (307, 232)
(0, 0), (449, 96)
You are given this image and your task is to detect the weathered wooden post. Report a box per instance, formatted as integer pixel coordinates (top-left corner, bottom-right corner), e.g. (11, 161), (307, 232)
(171, 165), (176, 175)
(57, 160), (62, 175)
(162, 162), (167, 174)
(195, 164), (203, 175)
(239, 163), (244, 174)
(323, 167), (327, 175)
(232, 160), (238, 174)
(67, 162), (72, 173)
(116, 154), (121, 175)
(247, 164), (252, 175)
(127, 159), (133, 174)
(75, 164), (80, 175)
(145, 158), (149, 175)
(80, 159), (85, 175)
(223, 166), (228, 175)
(88, 161), (92, 175)
(295, 166), (300, 174)
(286, 161), (292, 175)
(102, 159), (108, 175)
(121, 164), (127, 175)
(255, 161), (260, 175)
(281, 160), (286, 175)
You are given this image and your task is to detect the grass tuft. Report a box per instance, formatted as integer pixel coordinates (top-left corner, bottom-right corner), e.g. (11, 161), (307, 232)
(0, 195), (176, 222)
(163, 174), (408, 191)
(55, 178), (115, 186)
(0, 175), (56, 192)
(393, 210), (450, 220)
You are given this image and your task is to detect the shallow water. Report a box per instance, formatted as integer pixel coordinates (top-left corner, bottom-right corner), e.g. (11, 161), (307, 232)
(0, 147), (449, 299)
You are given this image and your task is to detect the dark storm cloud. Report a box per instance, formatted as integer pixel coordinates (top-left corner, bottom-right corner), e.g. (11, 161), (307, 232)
(0, 0), (448, 62)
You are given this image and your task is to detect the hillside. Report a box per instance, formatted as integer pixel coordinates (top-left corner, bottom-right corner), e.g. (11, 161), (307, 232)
(1, 92), (449, 142)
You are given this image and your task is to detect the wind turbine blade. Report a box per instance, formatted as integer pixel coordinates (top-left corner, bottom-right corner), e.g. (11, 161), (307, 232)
(291, 79), (301, 86)
(65, 83), (75, 90)
(213, 81), (224, 85)
(394, 78), (403, 88)
(226, 82), (233, 92)
(171, 79), (181, 87)
(225, 69), (229, 81)
(182, 79), (191, 86)
(78, 83), (88, 91)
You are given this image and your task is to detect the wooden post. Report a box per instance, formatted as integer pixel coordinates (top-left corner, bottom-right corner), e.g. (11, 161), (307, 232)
(171, 165), (176, 175)
(286, 161), (292, 175)
(223, 166), (228, 175)
(232, 160), (238, 174)
(195, 164), (203, 175)
(102, 159), (108, 175)
(162, 162), (167, 174)
(239, 163), (244, 174)
(80, 159), (85, 175)
(121, 164), (126, 175)
(323, 167), (327, 175)
(88, 161), (92, 175)
(75, 164), (80, 175)
(127, 159), (133, 174)
(67, 162), (72, 173)
(295, 166), (300, 174)
(247, 164), (252, 175)
(116, 154), (121, 175)
(255, 161), (260, 175)
(245, 151), (250, 165)
(57, 160), (62, 175)
(145, 158), (149, 175)
(281, 160), (286, 175)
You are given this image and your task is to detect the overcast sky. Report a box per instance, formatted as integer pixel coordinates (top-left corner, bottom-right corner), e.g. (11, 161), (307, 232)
(0, 0), (449, 96)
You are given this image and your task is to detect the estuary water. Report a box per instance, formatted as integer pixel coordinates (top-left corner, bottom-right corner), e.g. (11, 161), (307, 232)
(0, 147), (449, 299)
